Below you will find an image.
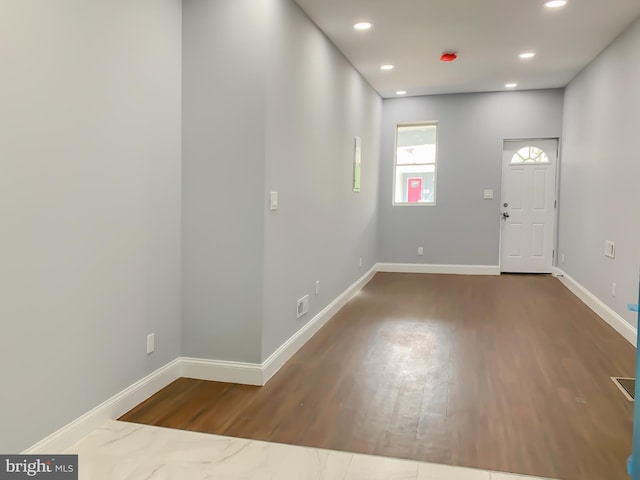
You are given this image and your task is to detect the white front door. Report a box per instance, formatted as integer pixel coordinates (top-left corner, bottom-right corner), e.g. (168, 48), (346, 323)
(500, 139), (558, 273)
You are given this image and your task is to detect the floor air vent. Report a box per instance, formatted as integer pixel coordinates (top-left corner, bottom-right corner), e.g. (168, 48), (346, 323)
(611, 377), (635, 401)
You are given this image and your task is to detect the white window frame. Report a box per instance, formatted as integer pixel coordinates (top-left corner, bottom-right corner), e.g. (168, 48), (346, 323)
(510, 146), (551, 165)
(392, 121), (439, 206)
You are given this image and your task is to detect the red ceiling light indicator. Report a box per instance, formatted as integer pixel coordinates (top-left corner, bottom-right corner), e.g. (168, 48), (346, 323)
(440, 52), (458, 63)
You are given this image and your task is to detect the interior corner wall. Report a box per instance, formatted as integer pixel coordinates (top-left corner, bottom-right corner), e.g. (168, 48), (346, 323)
(558, 17), (640, 329)
(0, 0), (182, 452)
(181, 0), (266, 363)
(261, 0), (382, 360)
(378, 90), (564, 266)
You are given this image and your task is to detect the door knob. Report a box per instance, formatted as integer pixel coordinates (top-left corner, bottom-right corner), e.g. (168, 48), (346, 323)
(501, 212), (510, 220)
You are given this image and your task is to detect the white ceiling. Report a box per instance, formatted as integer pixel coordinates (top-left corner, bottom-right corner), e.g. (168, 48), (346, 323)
(293, 0), (640, 98)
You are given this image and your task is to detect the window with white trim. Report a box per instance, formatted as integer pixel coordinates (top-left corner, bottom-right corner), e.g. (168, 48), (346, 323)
(510, 146), (550, 164)
(393, 122), (438, 205)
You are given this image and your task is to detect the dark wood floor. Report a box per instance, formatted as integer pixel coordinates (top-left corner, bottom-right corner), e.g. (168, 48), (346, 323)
(121, 273), (636, 480)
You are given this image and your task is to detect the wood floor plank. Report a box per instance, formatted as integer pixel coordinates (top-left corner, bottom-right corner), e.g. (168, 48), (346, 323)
(120, 273), (636, 480)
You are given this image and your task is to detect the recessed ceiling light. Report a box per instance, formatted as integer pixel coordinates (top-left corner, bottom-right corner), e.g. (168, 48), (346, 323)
(396, 90), (407, 95)
(505, 83), (518, 88)
(544, 0), (567, 8)
(519, 52), (536, 59)
(354, 22), (372, 30)
(380, 64), (395, 71)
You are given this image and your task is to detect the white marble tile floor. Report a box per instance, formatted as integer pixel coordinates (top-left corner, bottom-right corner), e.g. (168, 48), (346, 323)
(67, 420), (557, 480)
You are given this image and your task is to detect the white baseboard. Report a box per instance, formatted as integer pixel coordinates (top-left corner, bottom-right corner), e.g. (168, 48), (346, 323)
(261, 264), (377, 384)
(377, 263), (500, 275)
(180, 265), (377, 386)
(23, 358), (182, 454)
(553, 268), (637, 346)
(34, 264), (634, 456)
(23, 266), (379, 454)
(181, 357), (263, 386)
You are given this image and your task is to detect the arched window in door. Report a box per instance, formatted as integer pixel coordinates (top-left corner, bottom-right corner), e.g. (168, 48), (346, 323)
(510, 146), (550, 164)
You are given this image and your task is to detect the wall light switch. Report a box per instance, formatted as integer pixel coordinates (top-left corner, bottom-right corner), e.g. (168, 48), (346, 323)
(604, 240), (615, 259)
(483, 189), (494, 200)
(270, 191), (278, 210)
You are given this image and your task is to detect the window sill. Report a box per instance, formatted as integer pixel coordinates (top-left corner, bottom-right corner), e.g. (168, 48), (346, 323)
(392, 202), (436, 207)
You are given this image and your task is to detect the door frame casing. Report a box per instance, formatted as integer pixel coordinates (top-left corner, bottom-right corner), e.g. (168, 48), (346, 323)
(498, 137), (561, 273)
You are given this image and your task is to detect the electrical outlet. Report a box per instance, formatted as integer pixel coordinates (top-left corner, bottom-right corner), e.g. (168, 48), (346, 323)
(315, 280), (320, 295)
(146, 333), (155, 354)
(418, 247), (424, 256)
(359, 257), (363, 268)
(612, 283), (616, 297)
(296, 295), (309, 319)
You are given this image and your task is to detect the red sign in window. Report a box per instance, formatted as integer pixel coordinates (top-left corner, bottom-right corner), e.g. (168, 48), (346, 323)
(407, 178), (422, 203)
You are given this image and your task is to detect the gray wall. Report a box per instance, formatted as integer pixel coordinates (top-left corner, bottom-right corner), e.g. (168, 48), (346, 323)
(378, 90), (564, 265)
(182, 0), (267, 363)
(0, 0), (182, 452)
(10, 0), (635, 455)
(559, 17), (640, 328)
(261, 0), (382, 359)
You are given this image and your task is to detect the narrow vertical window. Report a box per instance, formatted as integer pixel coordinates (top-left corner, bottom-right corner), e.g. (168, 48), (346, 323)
(393, 123), (438, 205)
